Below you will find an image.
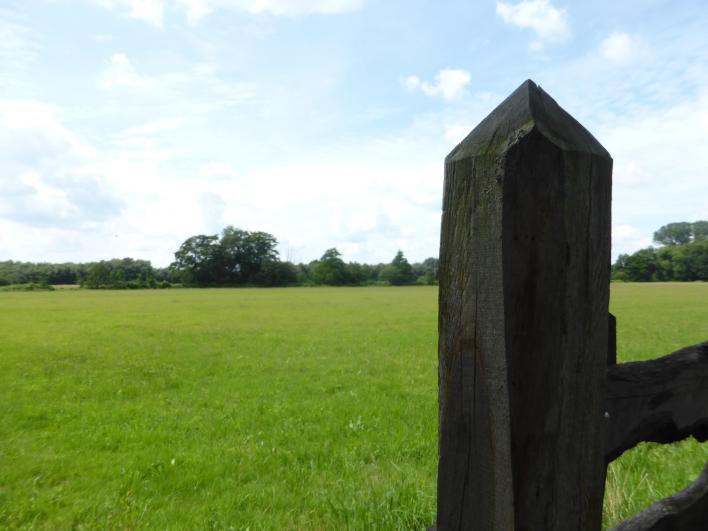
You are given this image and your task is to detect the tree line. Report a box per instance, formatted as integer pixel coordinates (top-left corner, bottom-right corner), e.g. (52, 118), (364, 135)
(5, 220), (703, 288)
(170, 226), (438, 287)
(612, 221), (708, 282)
(0, 258), (173, 289)
(0, 226), (439, 288)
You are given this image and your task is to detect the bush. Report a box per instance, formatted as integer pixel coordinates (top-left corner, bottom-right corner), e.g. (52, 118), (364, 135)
(0, 283), (55, 292)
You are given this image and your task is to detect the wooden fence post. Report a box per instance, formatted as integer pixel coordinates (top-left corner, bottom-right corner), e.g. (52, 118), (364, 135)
(437, 79), (613, 530)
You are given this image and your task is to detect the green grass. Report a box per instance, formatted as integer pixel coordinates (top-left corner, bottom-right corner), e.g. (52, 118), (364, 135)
(0, 284), (706, 529)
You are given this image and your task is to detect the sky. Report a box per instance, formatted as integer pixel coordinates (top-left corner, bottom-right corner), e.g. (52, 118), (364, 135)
(0, 0), (707, 267)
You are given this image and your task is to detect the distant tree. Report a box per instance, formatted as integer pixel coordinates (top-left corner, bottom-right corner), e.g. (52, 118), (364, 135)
(692, 220), (708, 242)
(611, 254), (629, 282)
(653, 222), (693, 246)
(172, 234), (223, 285)
(617, 247), (658, 281)
(612, 238), (708, 282)
(664, 240), (708, 281)
(412, 257), (439, 284)
(380, 250), (416, 285)
(344, 262), (370, 285)
(81, 258), (157, 288)
(686, 240), (708, 280)
(254, 260), (298, 286)
(220, 226), (279, 284)
(295, 262), (315, 285)
(153, 267), (175, 283)
(83, 262), (112, 288)
(312, 248), (349, 285)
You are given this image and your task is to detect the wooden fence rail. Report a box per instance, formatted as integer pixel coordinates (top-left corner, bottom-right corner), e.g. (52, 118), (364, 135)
(434, 79), (708, 530)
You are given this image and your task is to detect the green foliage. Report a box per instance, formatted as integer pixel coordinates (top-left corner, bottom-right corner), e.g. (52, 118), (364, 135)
(613, 241), (708, 281)
(84, 262), (111, 288)
(0, 260), (89, 285)
(172, 234), (223, 285)
(380, 250), (416, 285)
(305, 249), (431, 287)
(171, 227), (280, 286)
(253, 260), (298, 286)
(311, 248), (349, 285)
(653, 220), (708, 246)
(220, 226), (279, 283)
(0, 235), (438, 289)
(653, 222), (693, 246)
(0, 259), (166, 289)
(692, 220), (708, 242)
(81, 258), (158, 289)
(344, 262), (369, 285)
(412, 257), (439, 285)
(615, 220), (708, 281)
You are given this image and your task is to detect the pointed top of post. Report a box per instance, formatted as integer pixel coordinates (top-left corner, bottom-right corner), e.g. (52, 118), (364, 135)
(447, 79), (610, 162)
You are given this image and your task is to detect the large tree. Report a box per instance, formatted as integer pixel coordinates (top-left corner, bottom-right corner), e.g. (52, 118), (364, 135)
(653, 222), (693, 246)
(220, 226), (279, 284)
(172, 234), (223, 284)
(171, 227), (280, 285)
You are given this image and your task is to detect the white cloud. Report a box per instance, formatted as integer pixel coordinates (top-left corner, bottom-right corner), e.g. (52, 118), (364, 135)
(95, 52), (255, 118)
(199, 161), (239, 180)
(97, 53), (153, 90)
(199, 190), (226, 233)
(444, 124), (472, 143)
(96, 0), (166, 27)
(0, 99), (123, 232)
(0, 99), (95, 162)
(496, 0), (570, 49)
(613, 161), (652, 187)
(405, 69), (471, 101)
(0, 91), (446, 266)
(600, 32), (643, 65)
(121, 118), (185, 137)
(0, 7), (37, 91)
(182, 0), (365, 18)
(93, 0), (365, 25)
(93, 33), (115, 43)
(599, 89), (708, 258)
(612, 224), (652, 256)
(208, 159), (442, 264)
(404, 75), (421, 91)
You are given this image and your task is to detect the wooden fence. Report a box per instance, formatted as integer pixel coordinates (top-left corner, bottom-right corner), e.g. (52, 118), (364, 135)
(435, 80), (708, 530)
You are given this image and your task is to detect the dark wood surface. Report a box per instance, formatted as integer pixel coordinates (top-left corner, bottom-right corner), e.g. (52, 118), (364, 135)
(437, 79), (612, 530)
(605, 342), (708, 463)
(611, 462), (708, 531)
(608, 313), (617, 366)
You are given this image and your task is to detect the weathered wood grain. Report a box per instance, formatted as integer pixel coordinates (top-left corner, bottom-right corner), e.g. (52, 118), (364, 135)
(608, 313), (617, 366)
(437, 79), (612, 530)
(610, 462), (708, 531)
(605, 342), (708, 463)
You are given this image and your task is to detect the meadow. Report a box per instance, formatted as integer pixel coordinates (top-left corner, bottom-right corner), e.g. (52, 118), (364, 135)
(0, 284), (706, 529)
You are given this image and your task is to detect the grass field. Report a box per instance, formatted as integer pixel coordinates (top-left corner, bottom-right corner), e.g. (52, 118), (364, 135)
(0, 284), (706, 529)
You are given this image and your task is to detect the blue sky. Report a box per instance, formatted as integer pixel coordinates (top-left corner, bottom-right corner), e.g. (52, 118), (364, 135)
(1, 0), (707, 266)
